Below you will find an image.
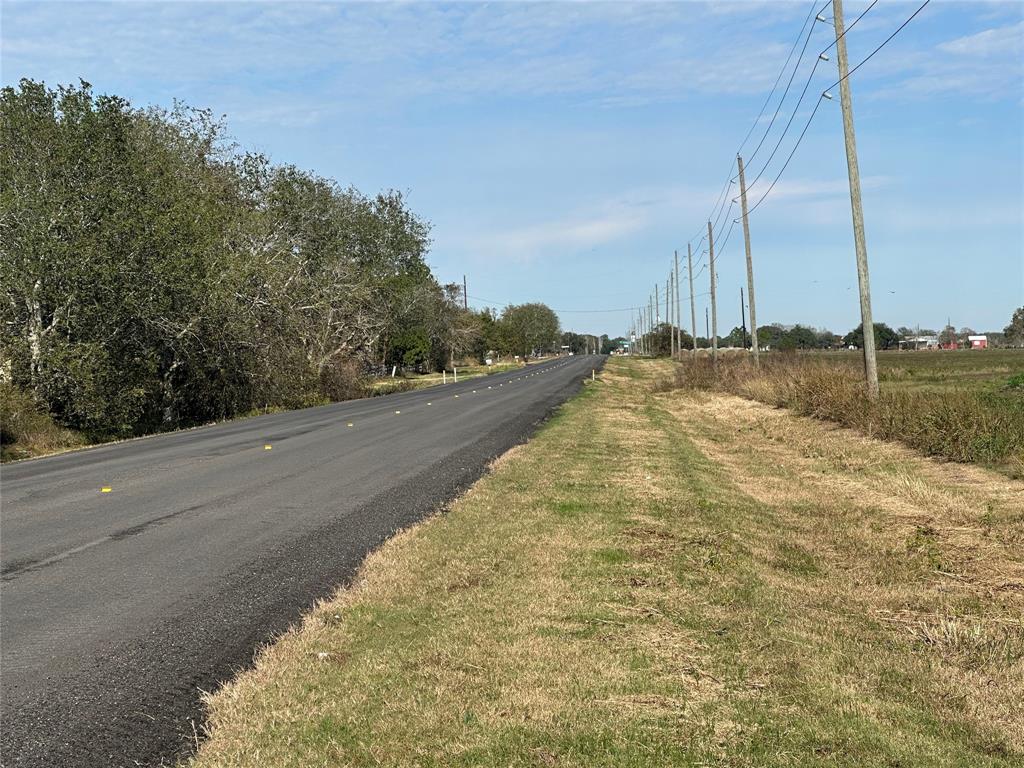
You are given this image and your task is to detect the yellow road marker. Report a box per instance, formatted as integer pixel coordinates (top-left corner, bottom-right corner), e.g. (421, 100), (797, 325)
(395, 410), (401, 415)
(264, 444), (272, 450)
(427, 402), (432, 406)
(454, 394), (459, 398)
(347, 422), (354, 427)
(101, 487), (112, 493)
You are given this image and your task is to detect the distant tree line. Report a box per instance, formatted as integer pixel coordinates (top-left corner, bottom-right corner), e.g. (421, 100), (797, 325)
(634, 307), (1024, 357)
(0, 80), (562, 440)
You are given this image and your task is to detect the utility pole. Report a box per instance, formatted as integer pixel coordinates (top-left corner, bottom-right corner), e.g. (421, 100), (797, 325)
(707, 220), (718, 364)
(674, 250), (681, 359)
(463, 275), (468, 310)
(655, 284), (660, 326)
(687, 244), (697, 355)
(833, 0), (879, 399)
(737, 154), (760, 365)
(740, 287), (748, 350)
(665, 276), (670, 354)
(705, 307), (710, 346)
(668, 273), (675, 359)
(650, 296), (655, 353)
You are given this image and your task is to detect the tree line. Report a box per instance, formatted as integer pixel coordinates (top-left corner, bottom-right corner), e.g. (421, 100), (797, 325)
(0, 80), (564, 441)
(635, 309), (1024, 356)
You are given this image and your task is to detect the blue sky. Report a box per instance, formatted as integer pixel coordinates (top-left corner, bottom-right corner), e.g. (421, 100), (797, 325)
(3, 0), (1022, 337)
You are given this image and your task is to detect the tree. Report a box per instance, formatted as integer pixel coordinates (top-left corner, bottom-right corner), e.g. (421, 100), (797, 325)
(1004, 307), (1024, 347)
(0, 78), (476, 440)
(721, 326), (746, 348)
(757, 324), (786, 350)
(499, 303), (560, 357)
(938, 325), (957, 347)
(815, 329), (841, 349)
(602, 336), (626, 354)
(843, 322), (899, 351)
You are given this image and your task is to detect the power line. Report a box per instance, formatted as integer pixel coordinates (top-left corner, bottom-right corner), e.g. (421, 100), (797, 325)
(825, 0), (930, 91)
(686, 0), (826, 250)
(744, 0), (878, 194)
(745, 0), (823, 167)
(466, 293), (710, 314)
(746, 0), (931, 216)
(736, 0), (820, 159)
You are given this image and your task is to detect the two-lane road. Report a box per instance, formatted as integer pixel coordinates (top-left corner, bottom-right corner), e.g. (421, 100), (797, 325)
(1, 354), (604, 766)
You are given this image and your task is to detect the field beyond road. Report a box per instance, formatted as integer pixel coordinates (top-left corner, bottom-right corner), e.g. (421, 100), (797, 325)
(193, 357), (1024, 767)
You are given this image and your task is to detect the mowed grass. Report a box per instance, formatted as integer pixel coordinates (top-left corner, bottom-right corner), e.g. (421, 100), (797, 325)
(192, 358), (1024, 768)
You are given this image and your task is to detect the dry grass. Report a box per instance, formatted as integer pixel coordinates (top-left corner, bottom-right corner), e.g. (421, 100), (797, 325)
(192, 358), (1023, 767)
(661, 355), (1024, 475)
(0, 382), (86, 461)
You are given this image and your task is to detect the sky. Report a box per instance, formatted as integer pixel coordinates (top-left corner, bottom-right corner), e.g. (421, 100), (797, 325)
(3, 0), (1022, 338)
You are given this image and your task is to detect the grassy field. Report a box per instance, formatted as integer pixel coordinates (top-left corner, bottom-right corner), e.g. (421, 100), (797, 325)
(834, 349), (1024, 394)
(665, 350), (1024, 476)
(191, 357), (1023, 767)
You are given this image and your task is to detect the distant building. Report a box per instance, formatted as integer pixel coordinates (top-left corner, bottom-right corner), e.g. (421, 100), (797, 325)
(898, 335), (940, 350)
(967, 335), (988, 349)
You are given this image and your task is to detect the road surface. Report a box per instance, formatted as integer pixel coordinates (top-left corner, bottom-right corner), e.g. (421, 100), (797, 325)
(1, 355), (604, 766)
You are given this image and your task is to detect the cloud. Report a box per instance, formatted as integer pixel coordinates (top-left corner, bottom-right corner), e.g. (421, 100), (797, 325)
(463, 204), (649, 263)
(938, 20), (1024, 57)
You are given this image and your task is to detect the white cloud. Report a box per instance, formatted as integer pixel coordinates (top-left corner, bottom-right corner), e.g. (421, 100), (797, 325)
(938, 20), (1024, 57)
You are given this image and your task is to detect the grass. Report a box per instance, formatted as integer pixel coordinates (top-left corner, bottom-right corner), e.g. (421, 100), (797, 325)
(826, 349), (1024, 394)
(368, 360), (539, 393)
(660, 352), (1024, 476)
(0, 381), (86, 461)
(191, 357), (1024, 767)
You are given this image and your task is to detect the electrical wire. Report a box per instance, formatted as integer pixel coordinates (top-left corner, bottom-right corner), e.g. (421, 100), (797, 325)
(686, 0), (826, 252)
(744, 0), (878, 194)
(746, 0), (932, 216)
(745, 0), (823, 167)
(466, 294), (709, 314)
(736, 0), (820, 158)
(825, 0), (930, 91)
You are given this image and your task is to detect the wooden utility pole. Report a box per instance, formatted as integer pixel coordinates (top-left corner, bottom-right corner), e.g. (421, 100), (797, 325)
(736, 154), (760, 365)
(687, 244), (697, 355)
(833, 0), (879, 399)
(463, 275), (468, 310)
(740, 287), (748, 349)
(674, 250), (681, 359)
(668, 273), (675, 359)
(707, 221), (718, 363)
(665, 276), (671, 353)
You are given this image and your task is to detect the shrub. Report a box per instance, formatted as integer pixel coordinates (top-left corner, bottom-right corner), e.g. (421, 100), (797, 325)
(1, 382), (86, 461)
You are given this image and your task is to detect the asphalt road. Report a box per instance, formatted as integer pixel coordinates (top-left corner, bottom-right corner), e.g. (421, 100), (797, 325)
(1, 354), (604, 766)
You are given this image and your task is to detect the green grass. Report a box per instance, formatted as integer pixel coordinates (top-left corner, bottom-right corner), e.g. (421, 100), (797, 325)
(806, 349), (1024, 394)
(191, 358), (1023, 768)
